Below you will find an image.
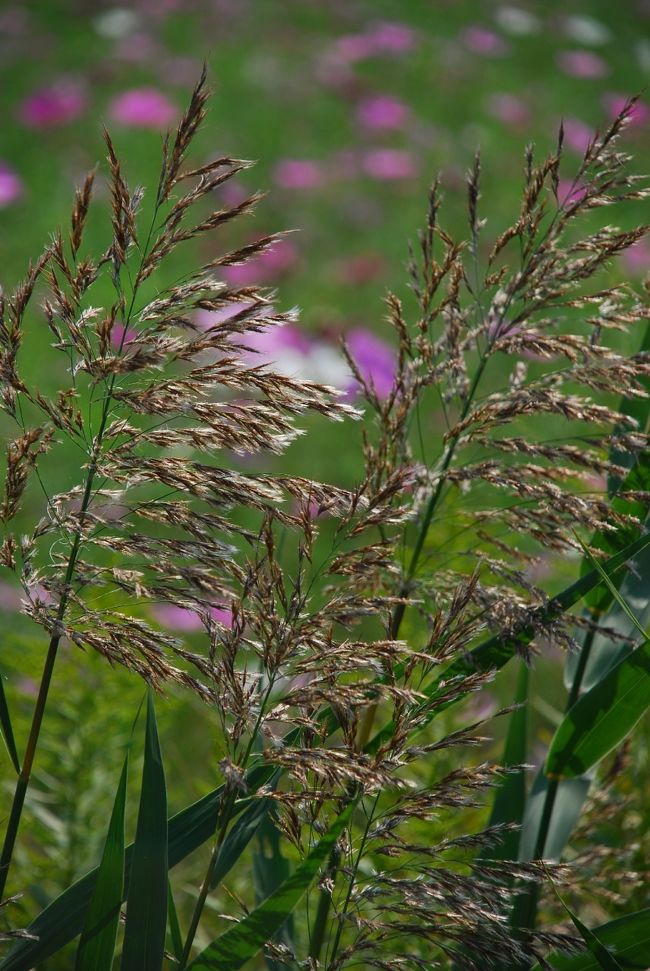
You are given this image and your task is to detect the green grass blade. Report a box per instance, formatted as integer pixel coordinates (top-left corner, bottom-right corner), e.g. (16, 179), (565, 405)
(74, 757), (128, 971)
(120, 691), (168, 971)
(167, 881), (183, 963)
(0, 672), (20, 775)
(210, 791), (275, 891)
(545, 640), (650, 778)
(518, 770), (591, 862)
(483, 663), (529, 863)
(562, 907), (624, 971)
(0, 755), (285, 971)
(530, 907), (650, 970)
(187, 802), (355, 971)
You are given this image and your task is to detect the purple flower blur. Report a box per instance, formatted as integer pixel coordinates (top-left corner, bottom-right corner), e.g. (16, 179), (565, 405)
(0, 162), (23, 207)
(274, 159), (325, 189)
(346, 327), (396, 399)
(557, 50), (609, 79)
(19, 79), (86, 128)
(356, 95), (410, 131)
(109, 87), (177, 128)
(362, 149), (416, 181)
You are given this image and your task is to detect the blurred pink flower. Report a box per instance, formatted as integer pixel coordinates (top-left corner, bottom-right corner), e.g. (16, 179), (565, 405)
(357, 95), (409, 131)
(339, 252), (387, 285)
(603, 94), (650, 126)
(557, 179), (588, 206)
(620, 237), (650, 275)
(486, 93), (530, 127)
(19, 79), (86, 128)
(557, 50), (608, 79)
(462, 26), (509, 57)
(109, 87), (177, 128)
(111, 323), (137, 347)
(114, 32), (159, 62)
(366, 21), (417, 54)
(0, 163), (23, 207)
(362, 148), (416, 181)
(562, 117), (594, 153)
(222, 239), (298, 286)
(0, 582), (21, 612)
(240, 322), (313, 359)
(332, 33), (376, 63)
(274, 159), (325, 189)
(346, 327), (396, 399)
(196, 300), (256, 331)
(152, 603), (232, 631)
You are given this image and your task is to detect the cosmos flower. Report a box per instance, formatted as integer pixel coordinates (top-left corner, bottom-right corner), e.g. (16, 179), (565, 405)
(19, 79), (86, 128)
(0, 163), (23, 207)
(109, 87), (177, 128)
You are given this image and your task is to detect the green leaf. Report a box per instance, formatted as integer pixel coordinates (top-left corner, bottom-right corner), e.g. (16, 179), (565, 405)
(74, 757), (128, 971)
(120, 692), (168, 971)
(483, 663), (529, 863)
(0, 756), (286, 970)
(167, 881), (183, 963)
(187, 802), (355, 971)
(0, 672), (20, 775)
(518, 771), (591, 862)
(562, 905), (624, 971)
(210, 783), (278, 891)
(530, 907), (650, 970)
(545, 640), (650, 778)
(253, 809), (294, 971)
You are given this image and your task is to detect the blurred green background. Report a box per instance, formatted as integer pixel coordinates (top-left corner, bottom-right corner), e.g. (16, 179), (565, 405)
(1, 0), (649, 958)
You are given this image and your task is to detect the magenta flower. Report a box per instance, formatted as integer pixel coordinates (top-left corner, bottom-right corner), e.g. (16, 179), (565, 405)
(222, 239), (298, 286)
(557, 179), (588, 206)
(111, 323), (137, 348)
(109, 87), (177, 128)
(362, 149), (416, 181)
(562, 118), (594, 154)
(557, 50), (609, 79)
(0, 163), (23, 207)
(331, 33), (377, 63)
(486, 94), (530, 127)
(19, 79), (86, 128)
(274, 159), (325, 189)
(366, 21), (418, 54)
(152, 603), (232, 631)
(357, 95), (409, 131)
(620, 237), (650, 275)
(345, 327), (396, 399)
(603, 94), (650, 126)
(462, 26), (509, 57)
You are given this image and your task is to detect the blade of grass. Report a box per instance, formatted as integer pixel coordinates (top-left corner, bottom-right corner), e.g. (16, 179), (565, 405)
(529, 907), (650, 970)
(186, 802), (355, 971)
(545, 870), (624, 971)
(167, 881), (183, 965)
(74, 757), (127, 971)
(0, 673), (19, 775)
(120, 691), (167, 971)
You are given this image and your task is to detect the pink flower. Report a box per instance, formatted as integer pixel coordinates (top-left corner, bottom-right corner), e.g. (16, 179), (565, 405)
(19, 79), (86, 128)
(557, 50), (609, 79)
(486, 93), (530, 127)
(222, 239), (298, 286)
(366, 21), (417, 54)
(0, 163), (23, 207)
(109, 87), (177, 128)
(345, 327), (396, 399)
(603, 94), (650, 126)
(557, 179), (588, 206)
(274, 159), (324, 189)
(338, 252), (387, 285)
(356, 95), (409, 131)
(331, 33), (376, 63)
(562, 117), (594, 154)
(619, 237), (650, 275)
(240, 322), (313, 359)
(111, 323), (137, 347)
(114, 32), (159, 62)
(462, 26), (509, 57)
(362, 148), (416, 181)
(152, 603), (232, 631)
(0, 582), (21, 612)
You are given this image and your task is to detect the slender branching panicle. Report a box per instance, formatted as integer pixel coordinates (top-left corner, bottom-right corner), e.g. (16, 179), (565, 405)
(1, 76), (649, 969)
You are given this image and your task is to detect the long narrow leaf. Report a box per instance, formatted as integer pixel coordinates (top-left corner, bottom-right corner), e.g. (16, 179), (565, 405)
(75, 757), (128, 971)
(0, 673), (20, 775)
(120, 692), (168, 971)
(545, 640), (650, 778)
(187, 802), (355, 971)
(529, 907), (650, 970)
(0, 754), (287, 971)
(561, 904), (624, 971)
(518, 771), (591, 862)
(483, 663), (529, 863)
(210, 792), (275, 891)
(167, 881), (183, 964)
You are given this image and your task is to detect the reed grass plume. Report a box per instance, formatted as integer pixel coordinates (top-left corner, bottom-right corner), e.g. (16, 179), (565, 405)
(1, 71), (649, 967)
